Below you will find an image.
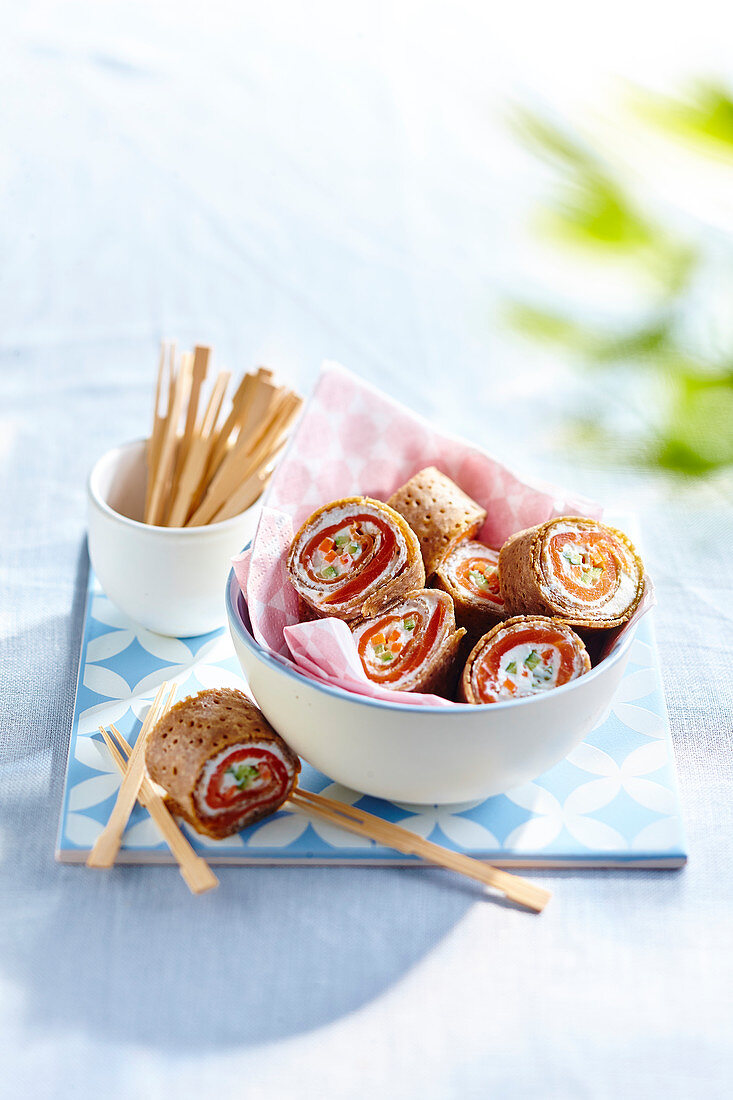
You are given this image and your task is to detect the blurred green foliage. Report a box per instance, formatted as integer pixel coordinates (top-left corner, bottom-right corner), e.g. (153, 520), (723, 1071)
(633, 81), (733, 151)
(506, 86), (733, 475)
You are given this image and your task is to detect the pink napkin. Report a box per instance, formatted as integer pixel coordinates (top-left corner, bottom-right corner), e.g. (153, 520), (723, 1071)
(232, 361), (609, 707)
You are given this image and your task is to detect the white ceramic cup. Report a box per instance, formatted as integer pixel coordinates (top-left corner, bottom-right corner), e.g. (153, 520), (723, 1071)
(87, 440), (260, 637)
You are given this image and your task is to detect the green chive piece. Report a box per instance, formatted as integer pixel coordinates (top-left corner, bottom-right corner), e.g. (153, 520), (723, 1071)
(349, 543), (359, 555)
(506, 660), (517, 675)
(404, 619), (415, 631)
(321, 565), (338, 579)
(226, 763), (260, 790)
(380, 652), (394, 662)
(524, 650), (540, 670)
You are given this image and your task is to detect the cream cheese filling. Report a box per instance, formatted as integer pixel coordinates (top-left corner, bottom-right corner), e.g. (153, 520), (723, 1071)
(493, 641), (561, 697)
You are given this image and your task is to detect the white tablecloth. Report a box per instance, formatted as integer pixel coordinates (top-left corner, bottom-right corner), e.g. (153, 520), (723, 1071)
(2, 3), (732, 1097)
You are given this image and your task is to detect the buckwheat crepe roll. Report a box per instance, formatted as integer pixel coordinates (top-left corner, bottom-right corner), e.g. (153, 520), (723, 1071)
(145, 689), (300, 839)
(387, 467), (487, 578)
(499, 517), (644, 629)
(460, 616), (590, 704)
(434, 541), (506, 636)
(288, 497), (425, 621)
(350, 590), (466, 695)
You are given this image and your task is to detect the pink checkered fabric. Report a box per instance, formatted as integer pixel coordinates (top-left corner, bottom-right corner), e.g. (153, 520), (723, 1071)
(233, 362), (613, 705)
(284, 619), (453, 706)
(232, 508), (298, 655)
(265, 361), (601, 545)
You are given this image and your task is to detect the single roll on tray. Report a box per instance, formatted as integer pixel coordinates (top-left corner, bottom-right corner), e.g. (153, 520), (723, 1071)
(387, 467), (487, 578)
(460, 616), (591, 704)
(350, 589), (466, 695)
(499, 516), (644, 629)
(145, 689), (300, 839)
(434, 540), (505, 636)
(287, 496), (425, 621)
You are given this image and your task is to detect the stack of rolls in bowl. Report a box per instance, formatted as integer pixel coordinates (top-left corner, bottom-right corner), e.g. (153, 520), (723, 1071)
(226, 467), (649, 803)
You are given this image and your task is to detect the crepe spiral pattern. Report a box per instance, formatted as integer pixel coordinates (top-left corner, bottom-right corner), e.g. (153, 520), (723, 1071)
(434, 540), (505, 637)
(287, 497), (425, 621)
(145, 689), (301, 839)
(460, 616), (591, 705)
(499, 517), (645, 629)
(350, 590), (465, 694)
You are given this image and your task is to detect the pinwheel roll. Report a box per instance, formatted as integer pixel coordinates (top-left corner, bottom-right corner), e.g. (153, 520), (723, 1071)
(146, 689), (300, 839)
(460, 616), (590, 704)
(387, 467), (487, 578)
(350, 590), (466, 695)
(434, 540), (506, 636)
(499, 517), (644, 629)
(288, 497), (425, 621)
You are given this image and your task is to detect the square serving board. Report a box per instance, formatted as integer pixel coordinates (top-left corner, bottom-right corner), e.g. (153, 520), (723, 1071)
(56, 565), (687, 869)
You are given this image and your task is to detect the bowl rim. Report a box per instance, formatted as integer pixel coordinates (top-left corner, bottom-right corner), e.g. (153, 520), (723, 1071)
(225, 557), (638, 715)
(88, 438), (259, 536)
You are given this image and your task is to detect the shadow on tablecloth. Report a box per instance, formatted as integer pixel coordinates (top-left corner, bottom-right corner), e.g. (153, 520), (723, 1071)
(1, 541), (483, 1051)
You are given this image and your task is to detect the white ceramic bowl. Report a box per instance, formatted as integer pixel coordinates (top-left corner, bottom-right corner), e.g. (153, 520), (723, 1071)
(88, 440), (260, 637)
(226, 567), (637, 804)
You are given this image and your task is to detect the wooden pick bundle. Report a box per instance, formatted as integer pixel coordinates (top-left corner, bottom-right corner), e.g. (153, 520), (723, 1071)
(143, 342), (302, 527)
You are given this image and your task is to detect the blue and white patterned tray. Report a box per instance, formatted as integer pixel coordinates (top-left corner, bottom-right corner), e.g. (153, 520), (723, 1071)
(56, 568), (687, 868)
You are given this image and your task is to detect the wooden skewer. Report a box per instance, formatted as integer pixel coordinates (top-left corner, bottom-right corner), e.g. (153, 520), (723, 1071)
(234, 372), (283, 456)
(203, 371), (259, 483)
(146, 353), (193, 526)
(187, 378), (283, 526)
(226, 391), (301, 490)
(183, 370), (232, 520)
(286, 788), (551, 913)
(209, 470), (269, 524)
(144, 342), (170, 523)
(166, 370), (231, 527)
(183, 346), (211, 443)
(142, 345), (300, 529)
(87, 683), (175, 869)
(188, 389), (301, 526)
(165, 345), (211, 524)
(162, 351), (195, 520)
(99, 725), (218, 895)
(209, 432), (287, 523)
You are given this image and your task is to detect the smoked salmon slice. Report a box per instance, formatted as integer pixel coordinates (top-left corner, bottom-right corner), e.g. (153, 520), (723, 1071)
(351, 589), (465, 695)
(287, 497), (425, 621)
(460, 616), (591, 704)
(499, 517), (644, 629)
